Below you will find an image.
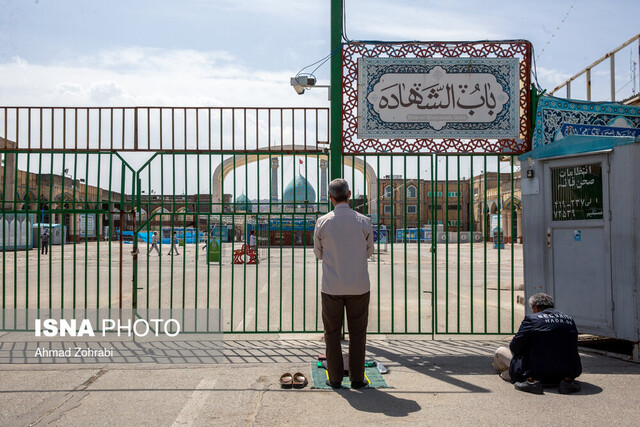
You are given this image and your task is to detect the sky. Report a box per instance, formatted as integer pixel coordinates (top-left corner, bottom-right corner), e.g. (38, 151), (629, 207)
(0, 0), (638, 108)
(1, 0), (638, 200)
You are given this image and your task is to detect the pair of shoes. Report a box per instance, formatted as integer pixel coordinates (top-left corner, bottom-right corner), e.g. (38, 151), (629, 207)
(280, 373), (293, 389)
(514, 379), (543, 394)
(292, 372), (308, 389)
(559, 379), (581, 394)
(280, 372), (308, 389)
(351, 380), (369, 389)
(325, 380), (342, 389)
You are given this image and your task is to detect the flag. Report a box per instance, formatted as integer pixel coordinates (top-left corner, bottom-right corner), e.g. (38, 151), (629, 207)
(299, 159), (303, 164)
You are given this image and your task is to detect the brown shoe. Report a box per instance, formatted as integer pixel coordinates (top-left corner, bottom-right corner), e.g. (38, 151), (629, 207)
(293, 372), (308, 389)
(351, 380), (369, 389)
(280, 373), (293, 389)
(325, 380), (342, 389)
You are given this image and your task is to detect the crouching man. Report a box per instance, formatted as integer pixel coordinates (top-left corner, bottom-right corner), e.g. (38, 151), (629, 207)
(493, 292), (582, 394)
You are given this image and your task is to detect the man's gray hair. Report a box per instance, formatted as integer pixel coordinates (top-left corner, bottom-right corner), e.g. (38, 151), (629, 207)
(328, 178), (350, 202)
(528, 292), (554, 310)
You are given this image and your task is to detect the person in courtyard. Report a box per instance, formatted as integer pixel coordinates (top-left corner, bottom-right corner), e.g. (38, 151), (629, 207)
(203, 228), (214, 250)
(249, 230), (257, 250)
(169, 231), (180, 256)
(40, 228), (49, 255)
(148, 231), (160, 255)
(314, 178), (374, 389)
(493, 292), (582, 394)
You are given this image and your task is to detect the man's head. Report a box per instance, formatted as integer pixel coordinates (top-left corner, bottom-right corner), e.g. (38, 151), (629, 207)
(328, 178), (351, 205)
(529, 292), (554, 313)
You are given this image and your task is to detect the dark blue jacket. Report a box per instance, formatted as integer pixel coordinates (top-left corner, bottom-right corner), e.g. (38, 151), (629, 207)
(509, 308), (582, 383)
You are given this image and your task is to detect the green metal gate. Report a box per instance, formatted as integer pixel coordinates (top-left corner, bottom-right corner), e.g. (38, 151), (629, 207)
(0, 106), (522, 334)
(132, 150), (330, 333)
(0, 149), (136, 321)
(342, 153), (523, 335)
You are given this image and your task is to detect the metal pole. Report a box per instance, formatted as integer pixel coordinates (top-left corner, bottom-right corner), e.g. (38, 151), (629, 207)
(330, 0), (344, 337)
(330, 0), (342, 183)
(610, 54), (616, 102)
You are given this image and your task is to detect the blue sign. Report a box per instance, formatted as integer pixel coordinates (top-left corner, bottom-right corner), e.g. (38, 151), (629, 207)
(532, 96), (640, 149)
(560, 124), (640, 139)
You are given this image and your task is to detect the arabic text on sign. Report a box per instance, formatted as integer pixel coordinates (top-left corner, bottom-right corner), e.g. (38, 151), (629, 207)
(367, 66), (509, 130)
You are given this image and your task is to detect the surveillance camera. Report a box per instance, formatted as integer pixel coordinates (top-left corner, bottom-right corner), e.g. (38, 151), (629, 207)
(290, 80), (306, 95)
(302, 75), (316, 86)
(291, 75), (316, 87)
(290, 75), (316, 94)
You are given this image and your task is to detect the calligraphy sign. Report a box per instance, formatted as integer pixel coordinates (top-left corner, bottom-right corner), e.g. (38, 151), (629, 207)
(532, 96), (640, 149)
(358, 57), (520, 139)
(551, 163), (603, 221)
(560, 123), (640, 139)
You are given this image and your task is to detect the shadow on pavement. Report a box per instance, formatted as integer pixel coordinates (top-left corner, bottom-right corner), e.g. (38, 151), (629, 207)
(538, 381), (603, 396)
(334, 388), (421, 417)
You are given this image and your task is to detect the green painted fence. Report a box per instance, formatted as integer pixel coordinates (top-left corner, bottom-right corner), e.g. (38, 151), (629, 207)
(0, 107), (522, 334)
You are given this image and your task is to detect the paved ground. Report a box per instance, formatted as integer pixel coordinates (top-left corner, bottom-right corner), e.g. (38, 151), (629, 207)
(3, 241), (628, 425)
(0, 334), (639, 426)
(1, 241), (524, 334)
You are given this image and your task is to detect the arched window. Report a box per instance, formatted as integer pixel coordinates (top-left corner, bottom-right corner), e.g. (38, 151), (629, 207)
(407, 185), (417, 198)
(384, 185), (392, 198)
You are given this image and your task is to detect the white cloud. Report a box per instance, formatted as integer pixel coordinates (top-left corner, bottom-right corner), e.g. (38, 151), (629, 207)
(89, 81), (128, 104)
(344, 0), (508, 41)
(56, 82), (84, 97)
(534, 66), (573, 90)
(13, 56), (29, 68)
(0, 47), (328, 107)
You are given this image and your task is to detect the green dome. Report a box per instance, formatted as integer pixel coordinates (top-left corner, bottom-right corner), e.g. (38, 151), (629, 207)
(283, 174), (316, 204)
(235, 194), (252, 212)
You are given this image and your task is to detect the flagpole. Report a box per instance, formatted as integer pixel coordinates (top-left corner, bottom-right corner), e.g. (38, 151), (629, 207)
(330, 0), (342, 184)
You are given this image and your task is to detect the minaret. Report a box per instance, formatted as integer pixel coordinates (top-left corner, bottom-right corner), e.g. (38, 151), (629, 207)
(320, 159), (328, 202)
(271, 158), (279, 202)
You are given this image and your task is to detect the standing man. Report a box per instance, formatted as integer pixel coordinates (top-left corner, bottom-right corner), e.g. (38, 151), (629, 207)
(314, 178), (374, 389)
(169, 231), (180, 256)
(493, 292), (582, 394)
(148, 231), (160, 255)
(40, 228), (49, 255)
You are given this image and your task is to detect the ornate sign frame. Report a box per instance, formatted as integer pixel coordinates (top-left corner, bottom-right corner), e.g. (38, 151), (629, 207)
(342, 41), (532, 154)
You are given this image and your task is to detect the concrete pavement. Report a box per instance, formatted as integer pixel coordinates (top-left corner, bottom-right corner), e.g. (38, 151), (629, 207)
(0, 334), (639, 426)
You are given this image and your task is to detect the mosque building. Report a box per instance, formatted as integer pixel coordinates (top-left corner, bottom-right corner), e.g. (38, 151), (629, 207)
(282, 174), (318, 212)
(230, 173), (322, 246)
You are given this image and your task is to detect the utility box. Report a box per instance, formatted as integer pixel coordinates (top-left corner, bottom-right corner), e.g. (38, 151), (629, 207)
(0, 214), (36, 250)
(492, 227), (504, 249)
(32, 223), (67, 246)
(207, 239), (220, 263)
(520, 135), (640, 353)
